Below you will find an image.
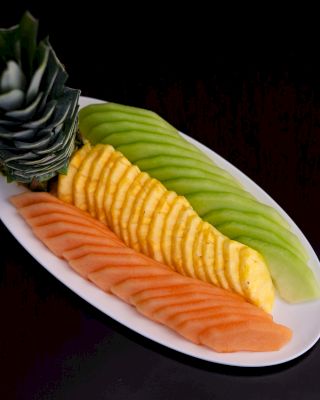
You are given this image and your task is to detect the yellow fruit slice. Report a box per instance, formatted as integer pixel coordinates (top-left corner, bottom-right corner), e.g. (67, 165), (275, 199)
(118, 173), (149, 246)
(103, 154), (131, 227)
(239, 248), (275, 313)
(73, 146), (101, 211)
(137, 180), (166, 256)
(192, 223), (208, 281)
(161, 196), (190, 267)
(95, 151), (122, 224)
(182, 213), (202, 279)
(202, 228), (219, 286)
(58, 143), (91, 204)
(171, 207), (196, 275)
(148, 191), (177, 263)
(58, 143), (275, 313)
(127, 177), (157, 252)
(109, 164), (140, 237)
(213, 232), (230, 289)
(87, 145), (114, 217)
(224, 240), (245, 295)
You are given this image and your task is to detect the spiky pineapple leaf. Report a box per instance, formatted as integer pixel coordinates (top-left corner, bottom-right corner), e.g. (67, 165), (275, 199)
(0, 12), (81, 190)
(0, 24), (19, 62)
(19, 11), (38, 79)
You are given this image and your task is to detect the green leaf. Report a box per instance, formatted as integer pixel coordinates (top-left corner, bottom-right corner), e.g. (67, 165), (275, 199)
(19, 11), (38, 79)
(26, 40), (49, 103)
(5, 91), (42, 120)
(0, 12), (81, 190)
(0, 128), (34, 140)
(0, 25), (19, 62)
(22, 99), (56, 128)
(47, 42), (68, 98)
(0, 61), (26, 91)
(0, 89), (24, 110)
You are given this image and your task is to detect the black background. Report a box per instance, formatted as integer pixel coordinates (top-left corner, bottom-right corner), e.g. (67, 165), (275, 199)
(1, 2), (320, 399)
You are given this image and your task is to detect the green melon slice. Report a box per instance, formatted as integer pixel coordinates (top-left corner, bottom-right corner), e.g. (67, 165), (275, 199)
(216, 221), (308, 263)
(136, 154), (240, 184)
(204, 209), (308, 260)
(100, 131), (202, 152)
(86, 123), (177, 144)
(116, 142), (212, 165)
(80, 102), (177, 132)
(164, 178), (253, 199)
(235, 237), (320, 302)
(78, 102), (320, 303)
(188, 192), (289, 228)
(144, 166), (240, 188)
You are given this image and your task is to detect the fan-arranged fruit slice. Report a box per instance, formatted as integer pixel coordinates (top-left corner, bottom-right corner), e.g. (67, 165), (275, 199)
(135, 155), (239, 184)
(215, 221), (308, 263)
(10, 191), (119, 236)
(57, 143), (274, 312)
(164, 177), (253, 199)
(11, 191), (292, 353)
(86, 145), (115, 218)
(186, 192), (287, 230)
(118, 172), (150, 246)
(80, 104), (242, 184)
(204, 209), (308, 260)
(78, 102), (320, 303)
(58, 142), (92, 204)
(79, 102), (179, 138)
(148, 191), (177, 263)
(109, 163), (140, 237)
(236, 236), (320, 303)
(73, 144), (105, 211)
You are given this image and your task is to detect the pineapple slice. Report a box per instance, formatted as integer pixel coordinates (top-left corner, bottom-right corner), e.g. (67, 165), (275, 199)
(102, 155), (131, 227)
(202, 228), (220, 286)
(58, 143), (91, 204)
(148, 191), (177, 263)
(181, 213), (201, 279)
(109, 165), (140, 237)
(119, 173), (149, 246)
(171, 207), (196, 276)
(127, 177), (157, 252)
(137, 180), (166, 256)
(73, 145), (104, 211)
(95, 151), (122, 224)
(57, 144), (275, 312)
(87, 146), (114, 217)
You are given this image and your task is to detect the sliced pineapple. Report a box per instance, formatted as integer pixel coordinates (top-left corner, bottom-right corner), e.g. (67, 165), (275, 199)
(58, 143), (91, 204)
(181, 213), (201, 279)
(125, 173), (154, 252)
(73, 145), (104, 211)
(95, 151), (122, 224)
(87, 145), (114, 217)
(192, 224), (208, 282)
(202, 228), (219, 286)
(148, 191), (177, 263)
(239, 247), (275, 311)
(110, 164), (140, 237)
(213, 232), (230, 290)
(118, 173), (149, 246)
(103, 154), (131, 227)
(224, 240), (245, 295)
(137, 180), (166, 256)
(161, 196), (190, 268)
(57, 143), (275, 312)
(171, 207), (196, 276)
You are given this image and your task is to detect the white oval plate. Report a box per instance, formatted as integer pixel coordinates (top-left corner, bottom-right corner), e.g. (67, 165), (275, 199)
(1, 96), (320, 368)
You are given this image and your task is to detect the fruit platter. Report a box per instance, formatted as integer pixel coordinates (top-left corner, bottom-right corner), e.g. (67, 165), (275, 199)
(1, 13), (320, 367)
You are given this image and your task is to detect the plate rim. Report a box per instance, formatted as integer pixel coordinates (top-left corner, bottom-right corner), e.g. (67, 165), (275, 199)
(1, 95), (320, 368)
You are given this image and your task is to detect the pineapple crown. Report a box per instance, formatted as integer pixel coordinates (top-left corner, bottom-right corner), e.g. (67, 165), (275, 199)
(0, 12), (80, 189)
